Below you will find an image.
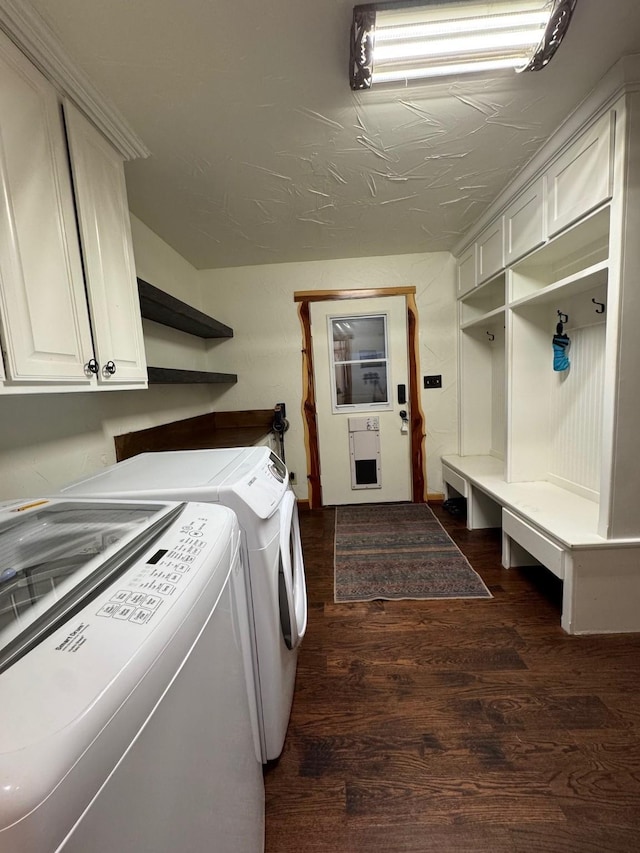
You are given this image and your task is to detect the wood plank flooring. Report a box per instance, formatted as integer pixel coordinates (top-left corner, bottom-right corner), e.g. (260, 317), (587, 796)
(264, 504), (640, 852)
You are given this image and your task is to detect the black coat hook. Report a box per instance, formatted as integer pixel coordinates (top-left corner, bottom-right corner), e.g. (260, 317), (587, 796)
(487, 331), (495, 341)
(557, 310), (568, 324)
(592, 298), (605, 314)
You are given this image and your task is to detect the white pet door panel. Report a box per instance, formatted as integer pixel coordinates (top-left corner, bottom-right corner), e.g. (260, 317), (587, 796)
(349, 416), (381, 490)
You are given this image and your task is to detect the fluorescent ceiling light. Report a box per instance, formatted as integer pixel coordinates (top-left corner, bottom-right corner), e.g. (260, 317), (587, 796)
(350, 0), (578, 89)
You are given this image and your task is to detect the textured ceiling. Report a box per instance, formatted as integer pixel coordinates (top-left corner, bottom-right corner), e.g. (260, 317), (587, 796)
(27, 0), (640, 269)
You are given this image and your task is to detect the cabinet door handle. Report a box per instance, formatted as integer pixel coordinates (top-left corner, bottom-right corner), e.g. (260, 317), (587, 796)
(103, 360), (117, 376)
(85, 358), (99, 375)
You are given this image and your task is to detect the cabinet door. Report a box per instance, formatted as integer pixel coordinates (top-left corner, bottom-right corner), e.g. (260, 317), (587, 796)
(546, 111), (614, 237)
(64, 101), (147, 387)
(0, 31), (94, 385)
(457, 244), (476, 297)
(504, 178), (545, 265)
(476, 219), (504, 284)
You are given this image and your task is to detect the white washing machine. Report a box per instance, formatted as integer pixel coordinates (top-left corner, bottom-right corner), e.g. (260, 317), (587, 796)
(59, 446), (308, 762)
(0, 496), (264, 852)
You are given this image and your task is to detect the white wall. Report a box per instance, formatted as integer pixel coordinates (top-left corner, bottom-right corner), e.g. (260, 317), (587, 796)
(0, 216), (218, 500)
(0, 219), (458, 502)
(197, 252), (458, 498)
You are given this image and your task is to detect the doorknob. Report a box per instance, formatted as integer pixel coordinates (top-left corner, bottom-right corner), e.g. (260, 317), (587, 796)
(399, 409), (409, 434)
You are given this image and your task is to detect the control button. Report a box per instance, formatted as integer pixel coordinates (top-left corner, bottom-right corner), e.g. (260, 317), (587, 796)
(97, 602), (121, 618)
(143, 595), (162, 611)
(157, 582), (175, 595)
(167, 549), (183, 560)
(130, 608), (153, 625)
(111, 589), (130, 603)
(165, 572), (182, 583)
(114, 605), (135, 620)
(127, 592), (148, 606)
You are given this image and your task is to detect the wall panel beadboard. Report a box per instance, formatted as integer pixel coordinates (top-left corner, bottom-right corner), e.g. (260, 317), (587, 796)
(491, 328), (506, 459)
(549, 323), (606, 498)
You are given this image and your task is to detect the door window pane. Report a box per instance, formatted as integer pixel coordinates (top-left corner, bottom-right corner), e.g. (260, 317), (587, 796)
(329, 314), (391, 410)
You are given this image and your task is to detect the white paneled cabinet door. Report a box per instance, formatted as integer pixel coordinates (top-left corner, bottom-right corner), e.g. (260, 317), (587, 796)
(457, 244), (476, 296)
(64, 101), (147, 386)
(546, 111), (614, 237)
(476, 219), (504, 284)
(0, 30), (94, 385)
(504, 178), (545, 265)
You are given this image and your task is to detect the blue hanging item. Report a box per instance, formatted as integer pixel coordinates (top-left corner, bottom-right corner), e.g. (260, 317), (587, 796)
(553, 316), (570, 371)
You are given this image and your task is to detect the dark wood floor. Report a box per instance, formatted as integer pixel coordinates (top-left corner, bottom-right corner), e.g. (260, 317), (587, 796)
(264, 504), (640, 852)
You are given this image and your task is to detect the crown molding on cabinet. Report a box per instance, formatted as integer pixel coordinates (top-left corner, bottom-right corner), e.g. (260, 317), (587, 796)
(453, 53), (640, 258)
(0, 0), (149, 160)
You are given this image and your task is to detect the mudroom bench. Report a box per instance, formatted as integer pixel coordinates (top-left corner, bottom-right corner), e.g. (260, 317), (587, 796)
(442, 455), (640, 636)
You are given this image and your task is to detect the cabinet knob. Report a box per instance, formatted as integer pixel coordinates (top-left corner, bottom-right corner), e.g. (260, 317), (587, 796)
(103, 360), (117, 376)
(85, 358), (99, 375)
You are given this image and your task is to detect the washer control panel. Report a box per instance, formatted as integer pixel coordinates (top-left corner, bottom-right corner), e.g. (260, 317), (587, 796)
(94, 512), (214, 626)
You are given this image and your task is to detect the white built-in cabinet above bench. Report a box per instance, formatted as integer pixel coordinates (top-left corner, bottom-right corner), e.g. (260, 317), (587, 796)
(457, 109), (614, 297)
(0, 16), (148, 393)
(449, 55), (640, 635)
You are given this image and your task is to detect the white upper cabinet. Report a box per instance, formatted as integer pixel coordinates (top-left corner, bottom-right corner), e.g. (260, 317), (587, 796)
(456, 219), (505, 295)
(64, 101), (146, 386)
(503, 178), (545, 266)
(0, 29), (147, 392)
(546, 110), (614, 237)
(0, 29), (94, 386)
(457, 244), (476, 297)
(476, 219), (504, 284)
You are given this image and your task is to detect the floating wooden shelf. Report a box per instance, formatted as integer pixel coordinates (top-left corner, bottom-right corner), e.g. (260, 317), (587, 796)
(137, 278), (233, 339)
(147, 367), (237, 385)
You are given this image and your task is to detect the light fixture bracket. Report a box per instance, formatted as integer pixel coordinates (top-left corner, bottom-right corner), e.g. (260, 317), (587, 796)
(350, 5), (376, 90)
(520, 0), (577, 71)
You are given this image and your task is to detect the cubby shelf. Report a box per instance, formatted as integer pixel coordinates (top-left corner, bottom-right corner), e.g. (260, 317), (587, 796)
(460, 305), (505, 333)
(510, 260), (609, 310)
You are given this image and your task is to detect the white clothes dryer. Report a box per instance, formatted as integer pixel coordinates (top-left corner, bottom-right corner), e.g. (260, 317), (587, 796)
(60, 446), (308, 762)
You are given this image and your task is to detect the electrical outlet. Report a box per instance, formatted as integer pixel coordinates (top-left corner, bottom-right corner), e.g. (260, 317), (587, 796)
(423, 375), (442, 389)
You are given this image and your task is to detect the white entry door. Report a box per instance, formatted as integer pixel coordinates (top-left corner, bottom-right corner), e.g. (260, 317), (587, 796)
(311, 296), (412, 506)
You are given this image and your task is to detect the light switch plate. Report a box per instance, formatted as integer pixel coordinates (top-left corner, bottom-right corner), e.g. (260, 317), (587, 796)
(424, 375), (442, 389)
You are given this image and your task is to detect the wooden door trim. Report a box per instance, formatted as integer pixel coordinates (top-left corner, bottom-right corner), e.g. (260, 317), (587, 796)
(294, 286), (416, 302)
(297, 287), (426, 509)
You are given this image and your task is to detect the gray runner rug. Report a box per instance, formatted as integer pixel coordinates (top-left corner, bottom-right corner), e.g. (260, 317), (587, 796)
(334, 503), (492, 603)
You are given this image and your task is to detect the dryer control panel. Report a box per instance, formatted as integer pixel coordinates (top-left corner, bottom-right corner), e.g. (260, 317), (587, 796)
(233, 452), (288, 519)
